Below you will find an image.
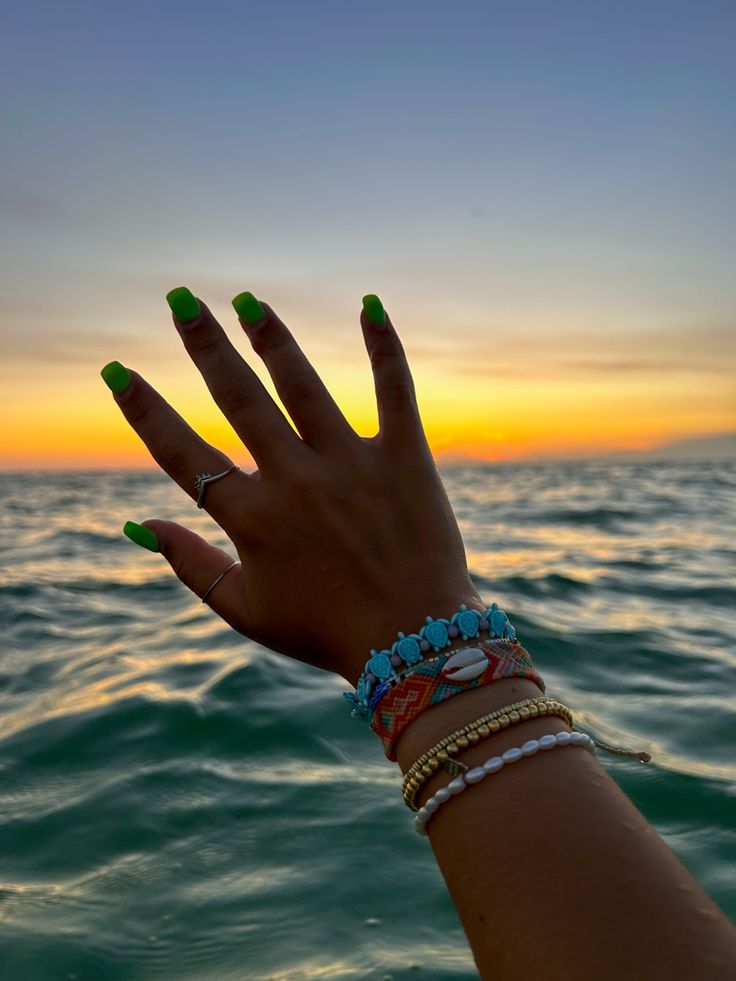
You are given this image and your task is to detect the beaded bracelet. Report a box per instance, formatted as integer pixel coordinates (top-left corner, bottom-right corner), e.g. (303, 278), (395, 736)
(414, 730), (597, 836)
(371, 639), (545, 762)
(403, 697), (573, 812)
(404, 696), (651, 809)
(343, 603), (518, 720)
(364, 639), (534, 721)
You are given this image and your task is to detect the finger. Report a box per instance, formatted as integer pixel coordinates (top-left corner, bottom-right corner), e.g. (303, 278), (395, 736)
(102, 362), (248, 525)
(125, 519), (250, 631)
(166, 290), (301, 471)
(233, 294), (358, 453)
(360, 295), (427, 450)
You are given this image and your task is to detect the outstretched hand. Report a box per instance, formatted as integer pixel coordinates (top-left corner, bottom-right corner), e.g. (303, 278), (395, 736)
(103, 291), (482, 687)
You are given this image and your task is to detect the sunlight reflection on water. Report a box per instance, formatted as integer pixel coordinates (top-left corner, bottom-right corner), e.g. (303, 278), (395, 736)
(0, 461), (734, 978)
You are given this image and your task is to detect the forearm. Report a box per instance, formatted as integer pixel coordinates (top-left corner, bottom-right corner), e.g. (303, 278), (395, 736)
(395, 678), (736, 981)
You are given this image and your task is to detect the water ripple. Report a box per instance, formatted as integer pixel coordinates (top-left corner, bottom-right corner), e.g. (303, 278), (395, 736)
(0, 462), (734, 978)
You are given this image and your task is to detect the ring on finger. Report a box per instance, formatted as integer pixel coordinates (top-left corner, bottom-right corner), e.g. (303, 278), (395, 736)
(194, 464), (240, 508)
(201, 560), (239, 605)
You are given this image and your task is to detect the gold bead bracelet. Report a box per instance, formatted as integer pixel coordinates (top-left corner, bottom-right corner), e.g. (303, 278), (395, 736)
(402, 696), (558, 790)
(402, 697), (574, 812)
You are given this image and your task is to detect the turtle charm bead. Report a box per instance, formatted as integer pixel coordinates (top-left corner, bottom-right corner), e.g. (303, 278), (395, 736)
(491, 607), (508, 635)
(488, 603), (516, 640)
(367, 650), (393, 681)
(344, 601), (520, 718)
(396, 633), (423, 665)
(422, 617), (450, 652)
(453, 605), (481, 640)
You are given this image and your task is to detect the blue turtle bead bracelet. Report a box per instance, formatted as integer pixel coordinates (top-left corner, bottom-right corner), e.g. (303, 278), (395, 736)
(343, 603), (517, 720)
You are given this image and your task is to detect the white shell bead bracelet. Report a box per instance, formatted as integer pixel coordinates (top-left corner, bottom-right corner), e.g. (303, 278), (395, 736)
(413, 730), (596, 836)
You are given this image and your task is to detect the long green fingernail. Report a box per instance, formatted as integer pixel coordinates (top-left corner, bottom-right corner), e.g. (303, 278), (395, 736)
(123, 521), (160, 552)
(362, 294), (386, 326)
(166, 286), (201, 323)
(232, 291), (266, 326)
(101, 361), (131, 394)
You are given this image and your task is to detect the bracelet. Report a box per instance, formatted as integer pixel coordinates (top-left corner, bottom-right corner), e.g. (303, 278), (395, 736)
(402, 697), (573, 811)
(403, 697), (651, 810)
(343, 603), (518, 720)
(414, 730), (597, 836)
(370, 639), (545, 762)
(404, 696), (556, 809)
(365, 640), (534, 719)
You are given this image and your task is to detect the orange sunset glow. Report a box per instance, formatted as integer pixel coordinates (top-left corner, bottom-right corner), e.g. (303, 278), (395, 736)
(4, 327), (733, 469)
(2, 2), (734, 470)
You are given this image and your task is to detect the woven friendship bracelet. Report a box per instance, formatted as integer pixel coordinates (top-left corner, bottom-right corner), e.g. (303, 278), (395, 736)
(343, 603), (518, 720)
(370, 639), (546, 762)
(403, 697), (573, 812)
(414, 731), (598, 836)
(364, 639), (533, 719)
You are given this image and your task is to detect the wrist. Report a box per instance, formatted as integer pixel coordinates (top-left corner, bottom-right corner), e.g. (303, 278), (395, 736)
(340, 589), (486, 688)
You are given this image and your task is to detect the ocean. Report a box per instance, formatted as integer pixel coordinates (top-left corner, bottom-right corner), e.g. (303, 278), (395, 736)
(0, 460), (734, 979)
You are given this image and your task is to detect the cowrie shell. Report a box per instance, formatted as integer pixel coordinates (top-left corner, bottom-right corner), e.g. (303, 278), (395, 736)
(441, 647), (489, 682)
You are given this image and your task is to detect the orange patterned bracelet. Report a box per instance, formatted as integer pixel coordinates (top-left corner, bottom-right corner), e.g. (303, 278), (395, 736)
(370, 638), (545, 762)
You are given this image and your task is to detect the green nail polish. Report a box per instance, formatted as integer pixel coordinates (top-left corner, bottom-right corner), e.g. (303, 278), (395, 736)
(101, 361), (131, 394)
(123, 521), (160, 553)
(232, 291), (266, 326)
(362, 294), (386, 326)
(166, 286), (201, 323)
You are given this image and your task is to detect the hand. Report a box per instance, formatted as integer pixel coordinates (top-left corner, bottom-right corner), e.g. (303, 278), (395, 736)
(103, 290), (482, 687)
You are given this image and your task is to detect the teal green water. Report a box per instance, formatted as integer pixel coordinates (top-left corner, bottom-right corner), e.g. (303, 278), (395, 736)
(0, 461), (734, 979)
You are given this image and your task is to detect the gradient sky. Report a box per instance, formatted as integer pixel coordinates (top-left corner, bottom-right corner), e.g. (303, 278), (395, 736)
(2, 0), (734, 468)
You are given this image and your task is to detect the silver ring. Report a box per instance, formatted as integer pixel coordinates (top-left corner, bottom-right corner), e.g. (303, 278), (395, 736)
(201, 560), (239, 605)
(194, 464), (240, 509)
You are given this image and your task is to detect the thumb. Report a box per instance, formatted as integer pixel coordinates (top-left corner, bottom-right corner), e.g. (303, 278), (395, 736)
(123, 519), (249, 632)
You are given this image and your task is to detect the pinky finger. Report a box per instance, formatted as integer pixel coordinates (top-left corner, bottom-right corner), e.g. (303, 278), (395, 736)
(123, 519), (250, 632)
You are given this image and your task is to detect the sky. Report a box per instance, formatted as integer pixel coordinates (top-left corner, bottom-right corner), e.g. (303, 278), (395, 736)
(1, 0), (734, 468)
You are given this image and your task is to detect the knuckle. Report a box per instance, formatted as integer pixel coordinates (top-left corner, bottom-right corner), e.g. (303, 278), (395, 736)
(155, 439), (192, 479)
(283, 376), (316, 407)
(270, 453), (320, 498)
(379, 378), (417, 406)
(369, 348), (417, 407)
(248, 323), (290, 358)
(124, 396), (154, 429)
(216, 382), (259, 416)
(184, 328), (222, 358)
(370, 341), (407, 366)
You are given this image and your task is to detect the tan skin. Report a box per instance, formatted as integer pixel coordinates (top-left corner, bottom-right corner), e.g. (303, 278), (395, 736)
(112, 297), (480, 688)
(108, 294), (736, 979)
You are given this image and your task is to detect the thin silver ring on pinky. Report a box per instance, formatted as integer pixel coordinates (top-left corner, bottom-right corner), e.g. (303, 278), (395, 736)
(194, 464), (240, 508)
(201, 560), (239, 605)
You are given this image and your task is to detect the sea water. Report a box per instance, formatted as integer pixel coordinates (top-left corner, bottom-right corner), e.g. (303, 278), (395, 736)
(0, 460), (734, 979)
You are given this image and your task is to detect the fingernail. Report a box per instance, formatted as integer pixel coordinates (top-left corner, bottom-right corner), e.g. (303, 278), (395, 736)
(232, 291), (266, 326)
(362, 294), (387, 328)
(101, 361), (131, 394)
(166, 286), (201, 323)
(123, 521), (160, 553)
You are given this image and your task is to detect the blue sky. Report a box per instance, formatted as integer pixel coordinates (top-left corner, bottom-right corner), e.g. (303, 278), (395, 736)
(2, 0), (734, 465)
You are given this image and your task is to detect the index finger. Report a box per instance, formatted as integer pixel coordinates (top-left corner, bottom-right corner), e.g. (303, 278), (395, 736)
(101, 362), (250, 526)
